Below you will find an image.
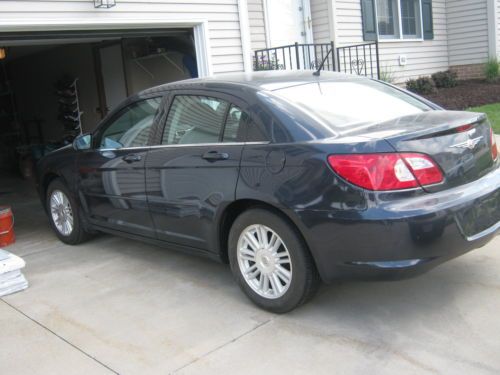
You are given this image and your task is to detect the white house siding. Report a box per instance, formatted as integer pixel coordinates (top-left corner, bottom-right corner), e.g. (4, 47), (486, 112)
(0, 0), (244, 74)
(311, 0), (331, 43)
(334, 0), (449, 84)
(248, 0), (267, 50)
(497, 0), (500, 58)
(446, 0), (489, 66)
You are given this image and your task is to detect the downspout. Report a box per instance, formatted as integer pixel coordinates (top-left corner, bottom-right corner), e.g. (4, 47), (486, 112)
(237, 0), (253, 73)
(487, 0), (498, 59)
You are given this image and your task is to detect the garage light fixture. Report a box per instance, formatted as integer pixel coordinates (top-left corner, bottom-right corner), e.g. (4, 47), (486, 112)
(0, 48), (5, 60)
(94, 0), (116, 8)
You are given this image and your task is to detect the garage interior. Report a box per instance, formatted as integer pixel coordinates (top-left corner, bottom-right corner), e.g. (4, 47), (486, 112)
(0, 29), (197, 177)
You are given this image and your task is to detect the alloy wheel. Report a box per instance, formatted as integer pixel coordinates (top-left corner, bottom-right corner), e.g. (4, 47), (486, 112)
(50, 190), (74, 236)
(237, 224), (293, 299)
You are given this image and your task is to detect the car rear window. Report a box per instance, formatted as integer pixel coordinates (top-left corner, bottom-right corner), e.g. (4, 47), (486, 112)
(274, 80), (431, 128)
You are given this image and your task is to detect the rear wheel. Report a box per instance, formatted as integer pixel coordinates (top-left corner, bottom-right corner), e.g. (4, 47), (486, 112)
(228, 208), (320, 313)
(46, 179), (90, 245)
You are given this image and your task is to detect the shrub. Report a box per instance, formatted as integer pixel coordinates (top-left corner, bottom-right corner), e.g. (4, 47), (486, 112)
(431, 70), (458, 88)
(379, 66), (396, 84)
(485, 58), (499, 82)
(406, 77), (436, 95)
(253, 53), (283, 71)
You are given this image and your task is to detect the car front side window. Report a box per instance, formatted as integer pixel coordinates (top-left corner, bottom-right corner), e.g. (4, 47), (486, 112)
(99, 98), (161, 149)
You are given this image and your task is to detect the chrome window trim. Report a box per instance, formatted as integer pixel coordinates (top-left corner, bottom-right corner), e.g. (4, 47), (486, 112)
(96, 141), (270, 152)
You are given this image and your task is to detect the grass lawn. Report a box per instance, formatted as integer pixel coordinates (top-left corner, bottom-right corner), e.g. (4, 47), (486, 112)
(469, 103), (500, 134)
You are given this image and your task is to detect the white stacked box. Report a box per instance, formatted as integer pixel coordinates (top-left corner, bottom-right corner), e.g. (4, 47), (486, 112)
(0, 249), (28, 297)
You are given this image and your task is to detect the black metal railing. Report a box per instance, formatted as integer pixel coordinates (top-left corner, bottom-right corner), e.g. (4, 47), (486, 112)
(254, 42), (335, 72)
(336, 42), (380, 79)
(253, 41), (380, 79)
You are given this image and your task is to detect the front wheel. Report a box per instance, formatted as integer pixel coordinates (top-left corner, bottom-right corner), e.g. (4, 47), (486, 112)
(46, 179), (90, 245)
(228, 208), (320, 313)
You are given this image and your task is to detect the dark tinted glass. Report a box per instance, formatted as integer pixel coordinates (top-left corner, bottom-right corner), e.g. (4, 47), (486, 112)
(99, 98), (161, 149)
(275, 80), (430, 128)
(162, 95), (229, 145)
(223, 105), (245, 142)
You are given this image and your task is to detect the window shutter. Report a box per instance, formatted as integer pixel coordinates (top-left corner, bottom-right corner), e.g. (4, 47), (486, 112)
(422, 0), (434, 40)
(361, 0), (377, 41)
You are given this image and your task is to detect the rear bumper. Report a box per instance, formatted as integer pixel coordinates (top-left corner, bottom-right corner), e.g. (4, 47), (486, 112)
(295, 167), (500, 283)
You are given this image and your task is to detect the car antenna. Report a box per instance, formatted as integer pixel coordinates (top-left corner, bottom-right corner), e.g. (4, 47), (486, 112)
(313, 47), (334, 76)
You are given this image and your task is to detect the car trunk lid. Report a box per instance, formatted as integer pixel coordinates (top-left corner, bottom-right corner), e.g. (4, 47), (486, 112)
(342, 111), (497, 192)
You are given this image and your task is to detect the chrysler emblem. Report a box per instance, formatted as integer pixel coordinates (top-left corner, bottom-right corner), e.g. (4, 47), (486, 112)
(450, 136), (483, 150)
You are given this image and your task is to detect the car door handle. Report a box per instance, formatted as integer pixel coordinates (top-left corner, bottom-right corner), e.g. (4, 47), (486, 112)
(202, 151), (229, 161)
(122, 154), (142, 163)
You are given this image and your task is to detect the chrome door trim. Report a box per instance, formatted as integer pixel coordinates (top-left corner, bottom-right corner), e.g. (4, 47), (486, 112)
(97, 141), (271, 152)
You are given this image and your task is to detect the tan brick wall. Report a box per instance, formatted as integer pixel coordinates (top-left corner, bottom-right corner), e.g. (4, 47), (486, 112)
(449, 64), (486, 80)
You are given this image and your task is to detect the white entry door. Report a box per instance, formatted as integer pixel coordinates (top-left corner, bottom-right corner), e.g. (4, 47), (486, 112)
(266, 0), (313, 46)
(99, 43), (127, 114)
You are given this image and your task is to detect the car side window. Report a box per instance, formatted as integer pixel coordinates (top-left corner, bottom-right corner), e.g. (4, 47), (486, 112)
(162, 95), (229, 145)
(223, 105), (246, 142)
(223, 105), (270, 143)
(246, 113), (270, 142)
(99, 98), (161, 149)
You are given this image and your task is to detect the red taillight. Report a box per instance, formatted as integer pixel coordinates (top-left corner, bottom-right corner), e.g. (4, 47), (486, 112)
(456, 123), (474, 133)
(491, 127), (498, 161)
(327, 153), (443, 191)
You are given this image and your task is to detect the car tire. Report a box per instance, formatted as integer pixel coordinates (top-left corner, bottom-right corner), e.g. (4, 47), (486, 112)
(46, 178), (90, 245)
(228, 208), (320, 313)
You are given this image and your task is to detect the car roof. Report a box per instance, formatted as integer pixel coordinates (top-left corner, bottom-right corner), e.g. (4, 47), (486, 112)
(139, 70), (369, 96)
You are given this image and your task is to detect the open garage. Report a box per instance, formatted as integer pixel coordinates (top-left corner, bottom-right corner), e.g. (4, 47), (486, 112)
(0, 28), (200, 176)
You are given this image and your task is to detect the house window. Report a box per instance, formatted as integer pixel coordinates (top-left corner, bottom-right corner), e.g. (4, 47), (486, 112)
(362, 0), (432, 41)
(376, 0), (421, 39)
(400, 0), (422, 38)
(377, 0), (399, 38)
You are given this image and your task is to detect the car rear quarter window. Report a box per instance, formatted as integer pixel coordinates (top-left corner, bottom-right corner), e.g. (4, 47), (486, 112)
(275, 80), (431, 128)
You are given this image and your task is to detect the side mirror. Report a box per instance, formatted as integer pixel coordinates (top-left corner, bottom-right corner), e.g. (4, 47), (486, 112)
(73, 133), (92, 151)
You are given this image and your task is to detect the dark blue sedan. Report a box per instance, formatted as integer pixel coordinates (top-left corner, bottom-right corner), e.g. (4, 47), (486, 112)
(36, 71), (500, 312)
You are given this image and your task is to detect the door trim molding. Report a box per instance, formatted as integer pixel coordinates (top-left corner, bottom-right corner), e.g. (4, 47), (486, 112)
(262, 0), (272, 48)
(193, 21), (213, 77)
(301, 0), (314, 44)
(237, 0), (253, 73)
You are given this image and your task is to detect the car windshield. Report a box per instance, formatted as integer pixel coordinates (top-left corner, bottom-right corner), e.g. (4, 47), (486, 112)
(274, 80), (431, 128)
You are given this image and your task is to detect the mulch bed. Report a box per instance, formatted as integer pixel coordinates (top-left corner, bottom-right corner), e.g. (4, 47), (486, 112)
(422, 80), (500, 110)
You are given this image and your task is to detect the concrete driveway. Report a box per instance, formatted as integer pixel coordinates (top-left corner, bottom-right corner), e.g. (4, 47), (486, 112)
(1, 175), (500, 375)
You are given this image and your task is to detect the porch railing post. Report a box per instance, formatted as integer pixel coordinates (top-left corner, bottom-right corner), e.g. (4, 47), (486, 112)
(294, 42), (300, 69)
(254, 50), (258, 70)
(336, 46), (341, 73)
(375, 41), (380, 79)
(330, 41), (336, 71)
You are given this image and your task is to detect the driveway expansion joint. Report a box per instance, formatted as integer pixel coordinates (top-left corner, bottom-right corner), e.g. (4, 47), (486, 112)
(0, 299), (119, 375)
(171, 318), (273, 374)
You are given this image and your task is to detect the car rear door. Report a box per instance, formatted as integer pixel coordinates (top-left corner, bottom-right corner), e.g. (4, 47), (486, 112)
(77, 97), (162, 238)
(145, 91), (248, 252)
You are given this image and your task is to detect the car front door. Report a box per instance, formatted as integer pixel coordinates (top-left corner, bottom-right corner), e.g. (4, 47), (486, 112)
(145, 92), (248, 252)
(77, 97), (162, 238)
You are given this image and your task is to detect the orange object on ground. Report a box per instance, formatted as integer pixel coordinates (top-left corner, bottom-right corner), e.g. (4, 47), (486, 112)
(0, 207), (15, 247)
